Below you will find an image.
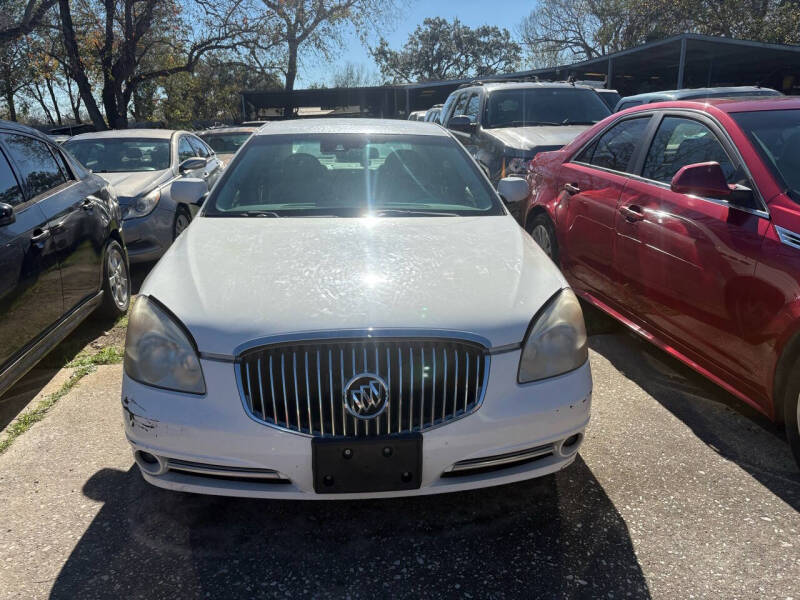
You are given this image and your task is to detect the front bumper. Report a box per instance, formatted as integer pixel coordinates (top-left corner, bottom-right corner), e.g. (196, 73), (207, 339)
(122, 351), (592, 499)
(120, 207), (174, 263)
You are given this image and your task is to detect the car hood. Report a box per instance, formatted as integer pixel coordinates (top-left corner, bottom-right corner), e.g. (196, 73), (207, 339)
(484, 125), (592, 153)
(96, 170), (172, 201)
(141, 215), (567, 355)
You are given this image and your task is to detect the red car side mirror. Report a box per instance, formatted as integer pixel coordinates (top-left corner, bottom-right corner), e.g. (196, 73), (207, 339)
(670, 162), (731, 199)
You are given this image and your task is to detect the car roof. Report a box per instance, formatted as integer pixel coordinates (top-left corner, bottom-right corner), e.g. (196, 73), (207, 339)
(619, 86), (779, 104)
(252, 118), (449, 137)
(67, 128), (180, 141)
(619, 95), (800, 115)
(459, 81), (597, 93)
(0, 119), (58, 141)
(196, 126), (258, 135)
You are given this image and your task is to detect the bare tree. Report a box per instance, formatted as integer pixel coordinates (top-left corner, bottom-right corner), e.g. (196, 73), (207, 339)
(58, 0), (258, 129)
(254, 0), (397, 115)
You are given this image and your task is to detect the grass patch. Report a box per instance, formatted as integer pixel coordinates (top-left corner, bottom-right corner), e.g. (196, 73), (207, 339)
(0, 364), (94, 454)
(66, 346), (124, 368)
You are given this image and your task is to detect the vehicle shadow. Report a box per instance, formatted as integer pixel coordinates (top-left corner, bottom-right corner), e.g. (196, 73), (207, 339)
(589, 330), (800, 510)
(49, 458), (651, 599)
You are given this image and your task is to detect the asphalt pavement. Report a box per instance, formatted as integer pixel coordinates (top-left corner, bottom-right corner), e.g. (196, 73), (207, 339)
(0, 323), (798, 599)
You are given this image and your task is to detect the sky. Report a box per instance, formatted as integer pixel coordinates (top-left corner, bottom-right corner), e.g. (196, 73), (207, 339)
(295, 0), (534, 87)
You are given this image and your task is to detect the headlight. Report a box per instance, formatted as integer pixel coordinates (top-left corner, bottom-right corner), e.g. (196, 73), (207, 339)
(123, 188), (160, 219)
(504, 157), (531, 176)
(124, 296), (205, 394)
(518, 289), (588, 383)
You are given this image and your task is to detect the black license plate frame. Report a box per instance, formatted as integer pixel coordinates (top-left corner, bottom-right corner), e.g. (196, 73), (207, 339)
(312, 434), (422, 494)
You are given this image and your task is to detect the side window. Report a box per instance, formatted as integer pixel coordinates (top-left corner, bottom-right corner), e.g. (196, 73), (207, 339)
(0, 150), (24, 207)
(440, 93), (458, 124)
(178, 136), (195, 162)
(642, 117), (736, 184)
(452, 93), (468, 117)
(1, 133), (66, 198)
(464, 93), (481, 123)
(575, 118), (649, 173)
(188, 136), (209, 158)
(51, 147), (74, 180)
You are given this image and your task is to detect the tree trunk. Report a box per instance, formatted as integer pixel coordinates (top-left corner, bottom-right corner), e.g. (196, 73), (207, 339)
(58, 0), (107, 129)
(30, 81), (55, 125)
(4, 89), (17, 121)
(283, 40), (298, 118)
(45, 77), (63, 125)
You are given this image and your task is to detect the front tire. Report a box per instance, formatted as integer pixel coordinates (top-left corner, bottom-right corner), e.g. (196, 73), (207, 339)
(528, 213), (559, 264)
(783, 365), (800, 467)
(173, 206), (191, 240)
(98, 240), (130, 319)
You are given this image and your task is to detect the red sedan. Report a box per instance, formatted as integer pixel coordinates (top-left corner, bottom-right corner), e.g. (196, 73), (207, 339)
(521, 97), (800, 466)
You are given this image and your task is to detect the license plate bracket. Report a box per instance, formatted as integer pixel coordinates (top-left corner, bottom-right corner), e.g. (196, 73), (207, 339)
(312, 434), (422, 494)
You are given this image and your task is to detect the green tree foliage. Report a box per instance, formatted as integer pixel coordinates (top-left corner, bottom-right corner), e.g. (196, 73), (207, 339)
(159, 54), (280, 126)
(371, 17), (522, 83)
(519, 0), (800, 66)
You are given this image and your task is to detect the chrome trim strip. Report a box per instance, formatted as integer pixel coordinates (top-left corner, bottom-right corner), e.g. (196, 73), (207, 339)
(234, 335), (492, 439)
(232, 328), (493, 357)
(444, 443), (554, 473)
(776, 225), (800, 251)
(166, 459), (285, 480)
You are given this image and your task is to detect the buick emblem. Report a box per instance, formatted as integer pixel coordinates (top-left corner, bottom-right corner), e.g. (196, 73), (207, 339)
(343, 373), (389, 420)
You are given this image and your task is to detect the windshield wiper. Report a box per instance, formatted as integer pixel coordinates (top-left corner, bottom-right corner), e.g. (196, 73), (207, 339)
(370, 209), (459, 217)
(561, 120), (599, 125)
(244, 210), (281, 217)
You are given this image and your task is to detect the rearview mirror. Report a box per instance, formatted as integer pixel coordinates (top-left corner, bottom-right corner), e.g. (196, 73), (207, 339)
(179, 156), (207, 174)
(447, 115), (476, 133)
(671, 162), (731, 199)
(0, 202), (14, 226)
(171, 178), (208, 207)
(497, 177), (529, 205)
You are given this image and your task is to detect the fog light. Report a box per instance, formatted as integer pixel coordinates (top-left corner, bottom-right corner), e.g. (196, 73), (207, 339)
(134, 450), (166, 475)
(558, 433), (583, 457)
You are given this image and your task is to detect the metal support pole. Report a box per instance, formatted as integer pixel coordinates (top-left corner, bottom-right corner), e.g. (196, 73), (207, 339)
(405, 88), (410, 117)
(241, 94), (246, 121)
(677, 37), (687, 89)
(606, 58), (614, 89)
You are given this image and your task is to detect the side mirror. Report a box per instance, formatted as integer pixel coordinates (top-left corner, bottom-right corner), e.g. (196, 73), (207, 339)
(171, 178), (208, 207)
(179, 156), (207, 174)
(497, 177), (529, 205)
(0, 202), (14, 226)
(447, 115), (476, 133)
(671, 162), (731, 199)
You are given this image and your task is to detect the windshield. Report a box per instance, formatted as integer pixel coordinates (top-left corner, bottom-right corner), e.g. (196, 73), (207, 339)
(732, 109), (800, 201)
(485, 88), (610, 128)
(63, 138), (170, 172)
(198, 132), (252, 154)
(205, 133), (503, 218)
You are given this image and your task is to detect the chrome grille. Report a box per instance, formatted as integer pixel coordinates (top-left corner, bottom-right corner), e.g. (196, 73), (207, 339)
(237, 338), (489, 437)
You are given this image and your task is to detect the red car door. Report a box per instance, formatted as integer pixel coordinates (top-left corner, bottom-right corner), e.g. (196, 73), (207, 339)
(615, 114), (768, 391)
(556, 116), (651, 303)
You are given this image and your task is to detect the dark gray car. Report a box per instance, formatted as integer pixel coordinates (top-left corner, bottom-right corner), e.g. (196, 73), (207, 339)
(440, 82), (611, 189)
(614, 86), (781, 112)
(64, 129), (222, 263)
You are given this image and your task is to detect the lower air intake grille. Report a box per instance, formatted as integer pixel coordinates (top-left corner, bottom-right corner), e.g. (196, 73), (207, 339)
(237, 338), (489, 437)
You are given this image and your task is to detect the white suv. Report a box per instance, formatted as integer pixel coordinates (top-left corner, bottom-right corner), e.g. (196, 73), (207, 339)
(121, 118), (592, 499)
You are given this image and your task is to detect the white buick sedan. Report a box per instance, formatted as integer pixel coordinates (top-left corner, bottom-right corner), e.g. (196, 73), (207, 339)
(122, 119), (592, 499)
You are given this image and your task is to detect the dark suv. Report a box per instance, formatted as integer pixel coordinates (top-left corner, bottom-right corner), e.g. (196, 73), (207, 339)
(0, 120), (131, 398)
(440, 81), (611, 188)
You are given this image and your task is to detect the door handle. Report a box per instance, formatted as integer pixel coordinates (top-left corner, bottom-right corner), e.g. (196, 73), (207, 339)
(564, 183), (581, 195)
(31, 228), (51, 244)
(619, 205), (645, 222)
